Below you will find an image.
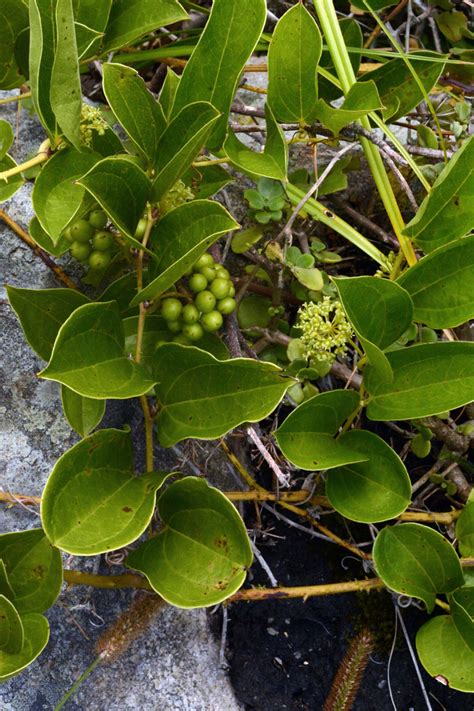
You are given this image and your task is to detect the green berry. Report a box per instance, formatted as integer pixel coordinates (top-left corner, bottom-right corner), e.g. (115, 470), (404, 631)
(201, 310), (223, 332)
(134, 217), (147, 239)
(210, 278), (230, 300)
(217, 297), (236, 315)
(194, 290), (216, 314)
(161, 298), (183, 321)
(70, 219), (93, 243)
(420, 326), (438, 343)
(167, 320), (182, 334)
(215, 267), (230, 280)
(89, 209), (108, 230)
(182, 323), (204, 341)
(92, 231), (114, 251)
(189, 273), (208, 293)
(62, 226), (74, 243)
(411, 433), (431, 458)
(69, 241), (91, 262)
(228, 284), (236, 298)
(199, 266), (216, 283)
(182, 304), (200, 324)
(194, 253), (214, 270)
(88, 250), (112, 270)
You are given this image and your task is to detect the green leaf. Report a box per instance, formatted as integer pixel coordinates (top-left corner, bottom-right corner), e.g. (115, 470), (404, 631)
(72, 0), (112, 58)
(231, 226), (264, 254)
(40, 301), (156, 399)
(182, 164), (233, 200)
(224, 104), (288, 180)
(397, 236), (474, 328)
(318, 18), (362, 103)
(352, 0), (398, 11)
(0, 613), (49, 682)
(0, 529), (63, 614)
(450, 587), (474, 652)
(29, 0), (58, 139)
(404, 136), (474, 252)
(131, 200), (239, 306)
(315, 80), (384, 135)
(0, 120), (14, 159)
(7, 286), (90, 361)
(0, 595), (24, 654)
(151, 102), (220, 202)
(436, 10), (474, 43)
(292, 267), (324, 291)
(29, 217), (69, 257)
(373, 523), (464, 612)
(102, 0), (188, 52)
(102, 63), (166, 165)
(326, 430), (411, 523)
(126, 477), (252, 607)
(0, 0), (28, 89)
(267, 3), (321, 125)
(61, 385), (106, 437)
(416, 616), (474, 693)
(32, 147), (99, 241)
(77, 156), (151, 242)
(50, 0), (82, 148)
(171, 0), (267, 150)
(274, 390), (365, 471)
(41, 428), (170, 555)
(159, 67), (180, 120)
(365, 342), (474, 421)
(99, 272), (140, 317)
(456, 501), (474, 557)
(153, 344), (290, 446)
(123, 315), (171, 369)
(358, 51), (446, 122)
(0, 154), (25, 202)
(0, 561), (15, 601)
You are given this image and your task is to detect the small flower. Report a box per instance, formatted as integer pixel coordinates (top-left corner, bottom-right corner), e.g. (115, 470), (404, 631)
(374, 250), (396, 278)
(296, 297), (353, 365)
(158, 179), (194, 215)
(80, 104), (108, 147)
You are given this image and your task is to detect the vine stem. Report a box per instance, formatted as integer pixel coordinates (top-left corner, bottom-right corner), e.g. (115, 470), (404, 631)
(54, 655), (102, 711)
(0, 91), (32, 105)
(0, 138), (51, 181)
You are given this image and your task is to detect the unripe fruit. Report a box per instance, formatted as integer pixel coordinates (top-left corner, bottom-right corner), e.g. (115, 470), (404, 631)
(194, 290), (216, 313)
(89, 209), (108, 230)
(182, 323), (204, 341)
(161, 298), (183, 321)
(217, 297), (236, 315)
(201, 310), (223, 332)
(194, 253), (214, 270)
(420, 326), (438, 343)
(134, 217), (147, 239)
(92, 231), (114, 251)
(70, 219), (93, 243)
(215, 267), (230, 281)
(189, 273), (208, 293)
(411, 433), (431, 458)
(199, 266), (216, 283)
(62, 226), (74, 243)
(167, 320), (182, 334)
(70, 241), (91, 262)
(182, 304), (200, 324)
(227, 284), (236, 298)
(210, 278), (230, 300)
(89, 250), (112, 270)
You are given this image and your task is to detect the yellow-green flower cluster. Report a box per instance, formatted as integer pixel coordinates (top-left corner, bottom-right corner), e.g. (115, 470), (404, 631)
(374, 250), (396, 278)
(80, 104), (108, 146)
(158, 179), (194, 215)
(296, 297), (353, 364)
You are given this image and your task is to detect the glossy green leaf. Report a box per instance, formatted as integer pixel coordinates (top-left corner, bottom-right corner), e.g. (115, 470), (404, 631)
(171, 0), (266, 150)
(41, 428), (170, 555)
(224, 104), (288, 180)
(7, 286), (89, 361)
(40, 301), (156, 399)
(153, 344), (290, 446)
(373, 523), (464, 612)
(131, 200), (239, 306)
(102, 0), (188, 52)
(416, 616), (474, 693)
(450, 587), (474, 652)
(326, 430), (411, 523)
(315, 80), (383, 135)
(29, 0), (57, 138)
(0, 529), (62, 614)
(0, 120), (14, 159)
(0, 613), (49, 682)
(32, 147), (99, 241)
(274, 390), (365, 471)
(456, 501), (474, 557)
(102, 63), (166, 165)
(0, 0), (28, 89)
(50, 0), (82, 148)
(0, 595), (24, 654)
(126, 477), (253, 607)
(61, 385), (106, 437)
(182, 164), (233, 200)
(397, 236), (474, 328)
(151, 102), (220, 202)
(29, 217), (69, 257)
(267, 4), (321, 125)
(365, 342), (474, 421)
(292, 267), (324, 291)
(73, 0), (112, 58)
(77, 156), (151, 242)
(0, 561), (15, 601)
(404, 136), (474, 253)
(123, 315), (171, 369)
(0, 154), (24, 203)
(159, 67), (180, 119)
(99, 272), (140, 317)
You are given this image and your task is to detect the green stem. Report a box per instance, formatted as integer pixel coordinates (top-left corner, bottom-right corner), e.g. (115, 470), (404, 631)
(54, 655), (102, 710)
(0, 139), (50, 181)
(0, 91), (32, 105)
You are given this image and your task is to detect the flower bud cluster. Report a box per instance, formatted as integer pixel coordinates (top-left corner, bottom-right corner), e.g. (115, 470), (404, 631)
(80, 104), (108, 146)
(296, 297), (353, 364)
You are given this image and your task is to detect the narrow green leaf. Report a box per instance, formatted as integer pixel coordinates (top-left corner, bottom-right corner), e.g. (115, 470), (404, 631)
(0, 596), (24, 654)
(151, 102), (220, 202)
(365, 342), (474, 421)
(373, 523), (464, 612)
(274, 390), (365, 471)
(416, 616), (474, 693)
(171, 0), (267, 150)
(224, 104), (288, 181)
(326, 430), (411, 523)
(126, 477), (253, 607)
(102, 63), (166, 165)
(0, 0), (28, 89)
(153, 344), (290, 446)
(61, 385), (106, 437)
(456, 501), (474, 557)
(7, 286), (89, 361)
(159, 67), (180, 119)
(131, 200), (239, 306)
(404, 136), (474, 252)
(102, 0), (188, 52)
(315, 80), (384, 134)
(450, 587), (474, 652)
(41, 428), (171, 555)
(29, 0), (58, 139)
(0, 613), (49, 682)
(267, 4), (321, 125)
(0, 529), (63, 614)
(397, 236), (474, 328)
(50, 0), (82, 148)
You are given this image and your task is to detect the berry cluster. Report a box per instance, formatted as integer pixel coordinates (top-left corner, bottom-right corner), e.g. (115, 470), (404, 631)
(160, 253), (237, 343)
(62, 208), (117, 271)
